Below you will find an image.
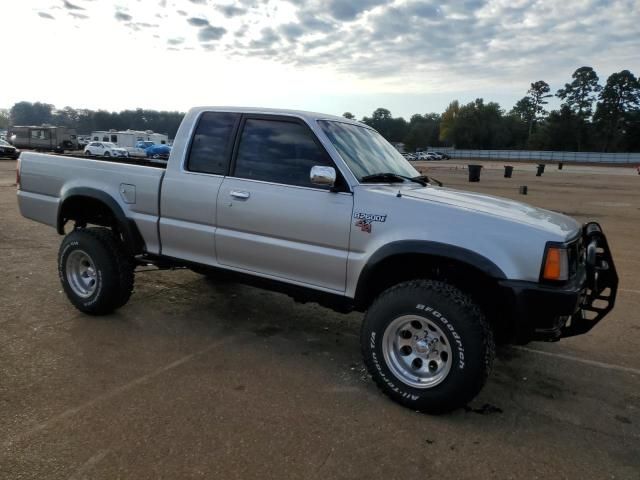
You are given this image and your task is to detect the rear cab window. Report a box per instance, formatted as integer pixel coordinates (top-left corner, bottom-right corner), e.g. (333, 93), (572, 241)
(186, 112), (240, 175)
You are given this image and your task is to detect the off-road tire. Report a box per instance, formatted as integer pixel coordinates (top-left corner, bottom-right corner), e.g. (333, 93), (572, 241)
(58, 228), (134, 315)
(361, 280), (494, 414)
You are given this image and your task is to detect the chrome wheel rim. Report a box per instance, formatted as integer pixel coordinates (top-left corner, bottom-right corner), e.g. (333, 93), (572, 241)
(382, 315), (452, 389)
(66, 250), (98, 298)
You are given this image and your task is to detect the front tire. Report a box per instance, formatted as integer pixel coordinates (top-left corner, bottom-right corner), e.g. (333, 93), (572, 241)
(361, 280), (494, 413)
(58, 228), (134, 315)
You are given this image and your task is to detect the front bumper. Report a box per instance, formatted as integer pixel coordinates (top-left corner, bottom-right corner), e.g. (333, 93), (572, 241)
(499, 222), (618, 342)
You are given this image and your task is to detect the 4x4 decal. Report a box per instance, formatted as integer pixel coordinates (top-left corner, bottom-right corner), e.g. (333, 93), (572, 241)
(354, 212), (387, 233)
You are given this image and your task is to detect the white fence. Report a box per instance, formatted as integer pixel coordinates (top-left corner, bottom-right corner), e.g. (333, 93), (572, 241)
(429, 148), (640, 164)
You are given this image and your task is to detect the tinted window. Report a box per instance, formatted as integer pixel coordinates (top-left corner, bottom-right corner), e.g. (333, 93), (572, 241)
(234, 119), (331, 188)
(187, 112), (239, 175)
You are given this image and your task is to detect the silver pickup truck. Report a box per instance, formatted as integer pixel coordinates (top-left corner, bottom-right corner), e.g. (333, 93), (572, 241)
(17, 107), (618, 413)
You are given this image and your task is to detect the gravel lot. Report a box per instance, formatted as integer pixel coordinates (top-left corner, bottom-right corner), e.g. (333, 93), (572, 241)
(1, 158), (639, 479)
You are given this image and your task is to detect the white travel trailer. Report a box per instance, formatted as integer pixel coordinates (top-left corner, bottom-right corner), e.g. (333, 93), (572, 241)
(90, 130), (169, 149)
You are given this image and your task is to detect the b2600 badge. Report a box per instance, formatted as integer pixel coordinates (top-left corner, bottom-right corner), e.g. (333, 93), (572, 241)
(354, 212), (387, 233)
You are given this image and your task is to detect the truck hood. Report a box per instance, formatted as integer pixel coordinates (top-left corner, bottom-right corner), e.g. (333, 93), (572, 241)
(399, 185), (580, 239)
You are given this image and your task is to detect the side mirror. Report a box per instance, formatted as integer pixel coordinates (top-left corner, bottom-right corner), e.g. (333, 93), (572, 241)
(310, 166), (336, 187)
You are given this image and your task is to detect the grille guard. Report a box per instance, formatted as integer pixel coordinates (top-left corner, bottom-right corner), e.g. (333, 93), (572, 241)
(561, 222), (618, 338)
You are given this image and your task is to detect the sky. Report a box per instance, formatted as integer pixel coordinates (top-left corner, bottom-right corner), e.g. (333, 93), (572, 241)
(1, 0), (639, 119)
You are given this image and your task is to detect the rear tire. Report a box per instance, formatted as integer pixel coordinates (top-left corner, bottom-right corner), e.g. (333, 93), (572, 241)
(58, 228), (135, 315)
(103, 151), (111, 157)
(361, 280), (494, 413)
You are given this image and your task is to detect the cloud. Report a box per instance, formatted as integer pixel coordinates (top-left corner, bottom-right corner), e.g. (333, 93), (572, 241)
(114, 11), (133, 22)
(216, 5), (247, 18)
(326, 0), (386, 21)
(44, 0), (639, 103)
(69, 12), (89, 19)
(279, 23), (304, 41)
(128, 22), (159, 30)
(38, 12), (55, 20)
(187, 17), (209, 27)
(249, 27), (279, 49)
(62, 0), (84, 10)
(198, 25), (227, 42)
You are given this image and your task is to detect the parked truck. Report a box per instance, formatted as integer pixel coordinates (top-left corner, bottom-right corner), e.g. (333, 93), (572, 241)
(16, 107), (618, 413)
(9, 125), (79, 152)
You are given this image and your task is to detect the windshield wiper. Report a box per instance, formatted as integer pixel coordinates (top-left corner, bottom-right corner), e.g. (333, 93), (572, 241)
(361, 173), (442, 187)
(412, 175), (443, 187)
(361, 172), (428, 186)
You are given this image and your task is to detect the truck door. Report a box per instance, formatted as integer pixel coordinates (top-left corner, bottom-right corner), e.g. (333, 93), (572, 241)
(216, 115), (353, 293)
(159, 112), (240, 264)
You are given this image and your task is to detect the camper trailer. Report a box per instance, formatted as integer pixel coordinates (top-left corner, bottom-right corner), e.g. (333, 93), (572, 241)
(90, 130), (169, 149)
(8, 126), (79, 152)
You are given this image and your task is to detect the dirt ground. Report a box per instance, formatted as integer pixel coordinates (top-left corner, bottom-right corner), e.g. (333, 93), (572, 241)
(1, 158), (638, 479)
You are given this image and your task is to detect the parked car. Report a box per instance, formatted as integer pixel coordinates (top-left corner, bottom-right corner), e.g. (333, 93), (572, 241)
(0, 139), (20, 159)
(127, 141), (156, 158)
(426, 152), (443, 160)
(77, 136), (91, 149)
(434, 151), (451, 160)
(417, 152), (438, 161)
(145, 143), (171, 159)
(84, 142), (129, 158)
(17, 106), (618, 414)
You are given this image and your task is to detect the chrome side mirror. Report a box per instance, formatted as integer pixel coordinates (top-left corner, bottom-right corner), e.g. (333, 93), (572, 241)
(310, 166), (336, 187)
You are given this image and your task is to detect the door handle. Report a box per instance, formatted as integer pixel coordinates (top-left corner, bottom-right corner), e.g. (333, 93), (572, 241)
(230, 190), (250, 200)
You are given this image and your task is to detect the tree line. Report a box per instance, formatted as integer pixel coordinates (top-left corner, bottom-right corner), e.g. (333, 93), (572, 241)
(348, 67), (640, 152)
(3, 66), (639, 152)
(3, 103), (185, 138)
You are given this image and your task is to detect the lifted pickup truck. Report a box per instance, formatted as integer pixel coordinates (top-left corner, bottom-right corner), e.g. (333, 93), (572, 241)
(17, 107), (618, 413)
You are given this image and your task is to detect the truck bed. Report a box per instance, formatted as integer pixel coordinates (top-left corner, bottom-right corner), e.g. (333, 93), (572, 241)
(17, 151), (165, 254)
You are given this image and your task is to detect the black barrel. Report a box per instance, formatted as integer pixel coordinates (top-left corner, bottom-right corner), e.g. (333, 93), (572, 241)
(536, 164), (545, 176)
(468, 164), (482, 182)
(519, 186), (528, 195)
(558, 162), (563, 170)
(504, 165), (514, 178)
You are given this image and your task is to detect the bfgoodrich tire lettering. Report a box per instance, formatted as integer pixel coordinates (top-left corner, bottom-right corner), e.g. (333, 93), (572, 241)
(58, 228), (135, 315)
(361, 280), (495, 413)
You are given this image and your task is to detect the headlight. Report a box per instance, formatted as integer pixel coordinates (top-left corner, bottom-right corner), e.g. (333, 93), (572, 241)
(542, 246), (569, 281)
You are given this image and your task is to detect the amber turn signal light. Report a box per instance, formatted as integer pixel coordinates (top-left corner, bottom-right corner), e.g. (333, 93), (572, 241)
(543, 246), (568, 281)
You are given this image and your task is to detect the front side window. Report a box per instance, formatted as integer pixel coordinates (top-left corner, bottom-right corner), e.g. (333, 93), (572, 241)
(318, 120), (417, 181)
(234, 118), (332, 188)
(186, 111), (239, 175)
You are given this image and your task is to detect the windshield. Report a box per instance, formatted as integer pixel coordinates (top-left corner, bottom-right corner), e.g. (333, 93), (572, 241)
(0, 139), (9, 146)
(318, 120), (418, 182)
